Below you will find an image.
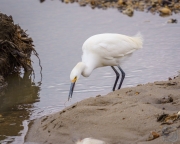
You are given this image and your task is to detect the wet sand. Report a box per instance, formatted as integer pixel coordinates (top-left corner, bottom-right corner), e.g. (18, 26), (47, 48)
(25, 74), (180, 144)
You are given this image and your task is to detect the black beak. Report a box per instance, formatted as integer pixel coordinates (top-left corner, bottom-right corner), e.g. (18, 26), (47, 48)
(68, 82), (76, 101)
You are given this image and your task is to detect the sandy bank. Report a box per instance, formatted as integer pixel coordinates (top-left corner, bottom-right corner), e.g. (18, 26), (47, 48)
(25, 74), (180, 144)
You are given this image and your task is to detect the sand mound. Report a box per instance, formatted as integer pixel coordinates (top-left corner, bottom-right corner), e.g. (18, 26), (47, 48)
(26, 75), (180, 144)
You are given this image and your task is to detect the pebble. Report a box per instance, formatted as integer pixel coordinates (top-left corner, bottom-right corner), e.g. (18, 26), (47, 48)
(167, 18), (178, 23)
(159, 7), (172, 16)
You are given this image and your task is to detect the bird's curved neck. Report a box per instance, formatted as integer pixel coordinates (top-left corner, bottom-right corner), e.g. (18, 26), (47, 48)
(78, 62), (94, 77)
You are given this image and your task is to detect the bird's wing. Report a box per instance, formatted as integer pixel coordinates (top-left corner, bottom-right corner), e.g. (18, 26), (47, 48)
(82, 33), (142, 61)
(94, 36), (138, 59)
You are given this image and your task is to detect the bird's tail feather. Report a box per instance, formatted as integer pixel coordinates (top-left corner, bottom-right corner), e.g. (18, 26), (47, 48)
(133, 32), (143, 49)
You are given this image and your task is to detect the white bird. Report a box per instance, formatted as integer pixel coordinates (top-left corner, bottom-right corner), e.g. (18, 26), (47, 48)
(69, 33), (143, 100)
(76, 138), (106, 144)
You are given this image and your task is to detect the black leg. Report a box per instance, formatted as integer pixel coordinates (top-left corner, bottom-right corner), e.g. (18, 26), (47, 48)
(111, 66), (120, 91)
(117, 66), (125, 89)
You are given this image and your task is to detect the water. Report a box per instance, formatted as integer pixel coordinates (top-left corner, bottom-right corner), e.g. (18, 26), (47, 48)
(0, 0), (180, 143)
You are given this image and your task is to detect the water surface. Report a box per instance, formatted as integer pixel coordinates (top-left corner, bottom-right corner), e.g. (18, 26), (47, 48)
(0, 0), (180, 143)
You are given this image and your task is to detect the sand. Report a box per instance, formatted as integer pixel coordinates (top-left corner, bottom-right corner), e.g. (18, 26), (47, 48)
(25, 75), (180, 144)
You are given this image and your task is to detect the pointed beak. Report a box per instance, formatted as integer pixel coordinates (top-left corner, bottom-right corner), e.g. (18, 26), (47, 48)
(68, 82), (76, 101)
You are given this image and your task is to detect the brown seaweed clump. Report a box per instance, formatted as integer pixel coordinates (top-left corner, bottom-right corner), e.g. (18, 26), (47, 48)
(0, 76), (7, 92)
(0, 12), (39, 89)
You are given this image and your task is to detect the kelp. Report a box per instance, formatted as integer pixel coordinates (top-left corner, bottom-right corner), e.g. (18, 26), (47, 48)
(0, 12), (40, 89)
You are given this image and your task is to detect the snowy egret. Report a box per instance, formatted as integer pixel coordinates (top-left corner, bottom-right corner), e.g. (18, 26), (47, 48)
(69, 33), (143, 100)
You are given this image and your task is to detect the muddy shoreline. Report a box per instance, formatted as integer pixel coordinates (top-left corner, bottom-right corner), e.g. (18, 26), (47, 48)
(25, 74), (180, 144)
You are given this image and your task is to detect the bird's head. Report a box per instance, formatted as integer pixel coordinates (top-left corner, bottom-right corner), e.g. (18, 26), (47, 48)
(68, 62), (85, 100)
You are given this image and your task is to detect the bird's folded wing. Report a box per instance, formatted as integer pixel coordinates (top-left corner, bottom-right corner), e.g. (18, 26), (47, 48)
(96, 39), (137, 59)
(82, 33), (142, 60)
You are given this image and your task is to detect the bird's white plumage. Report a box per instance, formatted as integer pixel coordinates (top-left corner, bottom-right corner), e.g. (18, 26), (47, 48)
(70, 33), (143, 80)
(76, 138), (106, 144)
(82, 33), (143, 69)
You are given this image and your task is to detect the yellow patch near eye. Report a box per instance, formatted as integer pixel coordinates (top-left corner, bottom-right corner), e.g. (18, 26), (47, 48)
(71, 76), (77, 83)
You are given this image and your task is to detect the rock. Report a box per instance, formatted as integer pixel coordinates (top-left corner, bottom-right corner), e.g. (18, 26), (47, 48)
(117, 0), (126, 6)
(167, 18), (178, 23)
(64, 0), (69, 3)
(122, 7), (134, 17)
(159, 7), (171, 16)
(147, 131), (160, 141)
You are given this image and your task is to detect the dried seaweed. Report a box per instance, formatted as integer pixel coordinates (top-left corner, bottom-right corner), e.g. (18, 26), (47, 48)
(0, 12), (41, 88)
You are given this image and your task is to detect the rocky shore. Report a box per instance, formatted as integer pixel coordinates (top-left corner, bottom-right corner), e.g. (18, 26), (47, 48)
(60, 0), (180, 17)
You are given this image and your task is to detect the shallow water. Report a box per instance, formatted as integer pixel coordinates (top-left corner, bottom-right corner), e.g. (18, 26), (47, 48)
(0, 0), (180, 143)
